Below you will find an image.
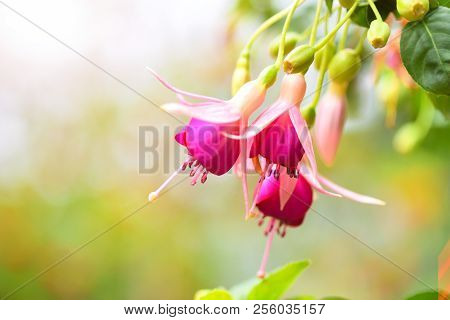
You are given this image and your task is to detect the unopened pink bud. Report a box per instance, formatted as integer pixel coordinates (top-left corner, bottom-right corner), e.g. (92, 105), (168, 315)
(314, 83), (347, 166)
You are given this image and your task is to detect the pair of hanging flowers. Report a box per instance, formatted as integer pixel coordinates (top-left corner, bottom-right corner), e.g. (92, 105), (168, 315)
(146, 0), (392, 278)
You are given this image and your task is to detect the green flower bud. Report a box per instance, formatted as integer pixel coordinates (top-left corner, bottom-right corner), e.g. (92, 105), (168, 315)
(301, 105), (316, 127)
(393, 123), (423, 154)
(397, 0), (429, 21)
(339, 0), (356, 9)
(231, 51), (251, 95)
(269, 32), (299, 59)
(367, 20), (391, 49)
(314, 42), (336, 70)
(283, 45), (316, 74)
(328, 49), (361, 84)
(257, 64), (279, 89)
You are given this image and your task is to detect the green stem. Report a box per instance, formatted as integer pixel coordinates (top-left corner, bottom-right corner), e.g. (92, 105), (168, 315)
(309, 0), (323, 46)
(355, 29), (368, 54)
(336, 6), (342, 25)
(276, 0), (304, 68)
(367, 0), (382, 21)
(313, 1), (359, 52)
(302, 51), (328, 115)
(338, 19), (350, 50)
(244, 6), (293, 51)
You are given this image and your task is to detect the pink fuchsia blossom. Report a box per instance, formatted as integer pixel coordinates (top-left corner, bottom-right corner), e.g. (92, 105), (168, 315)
(146, 69), (266, 214)
(314, 82), (347, 166)
(252, 164), (385, 278)
(229, 74), (320, 181)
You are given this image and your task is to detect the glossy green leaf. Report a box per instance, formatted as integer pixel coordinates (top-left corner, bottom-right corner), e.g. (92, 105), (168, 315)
(351, 1), (395, 27)
(400, 7), (450, 95)
(247, 260), (310, 300)
(351, 5), (370, 27)
(194, 288), (233, 300)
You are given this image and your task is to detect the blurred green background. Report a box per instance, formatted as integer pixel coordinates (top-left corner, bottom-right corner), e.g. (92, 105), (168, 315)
(0, 0), (448, 299)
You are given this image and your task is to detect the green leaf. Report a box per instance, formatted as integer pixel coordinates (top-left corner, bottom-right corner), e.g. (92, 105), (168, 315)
(351, 1), (395, 27)
(428, 91), (450, 119)
(405, 290), (445, 300)
(322, 296), (349, 300)
(247, 260), (310, 300)
(229, 277), (260, 300)
(351, 5), (371, 27)
(400, 7), (450, 95)
(194, 288), (233, 300)
(326, 0), (334, 13)
(438, 0), (450, 8)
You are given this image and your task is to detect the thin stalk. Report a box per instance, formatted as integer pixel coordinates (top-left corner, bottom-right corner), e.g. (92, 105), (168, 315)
(244, 0), (304, 52)
(355, 29), (368, 54)
(338, 19), (351, 50)
(301, 50), (328, 116)
(367, 0), (383, 21)
(313, 1), (359, 52)
(309, 0), (324, 46)
(276, 0), (304, 68)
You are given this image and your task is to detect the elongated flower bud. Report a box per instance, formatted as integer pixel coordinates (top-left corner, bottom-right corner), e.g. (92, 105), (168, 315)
(367, 20), (391, 49)
(231, 51), (251, 95)
(314, 42), (336, 70)
(283, 45), (316, 74)
(314, 82), (347, 166)
(339, 0), (356, 9)
(397, 0), (429, 21)
(269, 32), (299, 58)
(328, 49), (361, 84)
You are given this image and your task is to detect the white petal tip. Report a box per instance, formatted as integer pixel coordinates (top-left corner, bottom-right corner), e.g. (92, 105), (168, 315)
(370, 200), (386, 206)
(148, 192), (158, 203)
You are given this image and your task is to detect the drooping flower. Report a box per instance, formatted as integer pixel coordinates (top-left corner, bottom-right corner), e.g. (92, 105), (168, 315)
(252, 164), (385, 278)
(314, 82), (347, 166)
(146, 69), (266, 214)
(230, 74), (316, 177)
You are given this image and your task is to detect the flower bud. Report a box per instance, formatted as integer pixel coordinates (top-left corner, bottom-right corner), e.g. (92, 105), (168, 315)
(301, 105), (316, 126)
(393, 123), (422, 154)
(314, 82), (347, 166)
(314, 42), (336, 70)
(269, 32), (299, 59)
(397, 0), (429, 21)
(257, 64), (279, 89)
(367, 20), (391, 48)
(339, 0), (356, 9)
(283, 45), (316, 74)
(328, 49), (361, 84)
(231, 51), (251, 95)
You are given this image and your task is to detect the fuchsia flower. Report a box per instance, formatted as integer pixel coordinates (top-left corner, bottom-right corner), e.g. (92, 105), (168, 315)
(252, 165), (385, 278)
(226, 75), (386, 278)
(229, 73), (335, 199)
(314, 84), (347, 166)
(147, 69), (266, 213)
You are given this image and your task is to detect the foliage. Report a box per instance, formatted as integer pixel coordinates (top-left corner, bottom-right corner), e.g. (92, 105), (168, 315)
(400, 7), (450, 95)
